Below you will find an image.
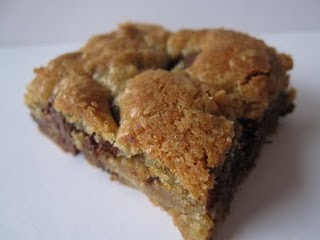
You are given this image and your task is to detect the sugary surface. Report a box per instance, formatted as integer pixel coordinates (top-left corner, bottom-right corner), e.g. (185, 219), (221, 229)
(115, 70), (234, 201)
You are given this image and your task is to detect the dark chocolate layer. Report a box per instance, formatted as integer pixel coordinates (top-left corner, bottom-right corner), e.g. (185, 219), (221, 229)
(35, 99), (78, 154)
(34, 99), (118, 158)
(208, 92), (294, 223)
(83, 135), (118, 158)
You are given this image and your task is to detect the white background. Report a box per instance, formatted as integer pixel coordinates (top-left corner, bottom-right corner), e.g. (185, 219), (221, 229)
(1, 0), (320, 46)
(1, 1), (320, 240)
(2, 34), (320, 240)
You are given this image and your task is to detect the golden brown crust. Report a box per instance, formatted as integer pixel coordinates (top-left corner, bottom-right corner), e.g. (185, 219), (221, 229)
(25, 52), (83, 109)
(167, 29), (293, 119)
(115, 70), (234, 201)
(25, 22), (171, 143)
(24, 21), (293, 209)
(81, 22), (171, 95)
(53, 75), (118, 142)
(25, 22), (171, 108)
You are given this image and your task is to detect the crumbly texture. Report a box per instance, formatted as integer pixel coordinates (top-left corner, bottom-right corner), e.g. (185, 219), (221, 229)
(115, 70), (234, 202)
(25, 22), (295, 240)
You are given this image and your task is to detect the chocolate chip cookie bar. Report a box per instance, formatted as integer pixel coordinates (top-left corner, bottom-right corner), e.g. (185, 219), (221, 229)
(25, 23), (295, 240)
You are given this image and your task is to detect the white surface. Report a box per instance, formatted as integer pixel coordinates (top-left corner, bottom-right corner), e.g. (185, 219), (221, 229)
(1, 0), (320, 46)
(1, 33), (320, 240)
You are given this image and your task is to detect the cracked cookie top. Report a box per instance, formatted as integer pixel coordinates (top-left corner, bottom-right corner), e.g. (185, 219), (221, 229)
(115, 70), (234, 200)
(25, 22), (293, 201)
(168, 29), (293, 119)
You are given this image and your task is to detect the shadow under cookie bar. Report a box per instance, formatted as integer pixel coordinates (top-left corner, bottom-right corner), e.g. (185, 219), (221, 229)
(30, 89), (294, 240)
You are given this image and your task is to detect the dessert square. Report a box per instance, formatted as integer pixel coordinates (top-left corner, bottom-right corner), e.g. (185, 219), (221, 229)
(25, 23), (295, 240)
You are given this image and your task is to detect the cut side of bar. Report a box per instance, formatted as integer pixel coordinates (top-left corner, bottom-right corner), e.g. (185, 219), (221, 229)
(25, 23), (295, 240)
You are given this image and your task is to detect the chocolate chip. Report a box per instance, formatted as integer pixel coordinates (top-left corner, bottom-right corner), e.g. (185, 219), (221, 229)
(165, 58), (180, 71)
(83, 135), (118, 157)
(111, 104), (120, 126)
(42, 98), (79, 154)
(146, 176), (159, 185)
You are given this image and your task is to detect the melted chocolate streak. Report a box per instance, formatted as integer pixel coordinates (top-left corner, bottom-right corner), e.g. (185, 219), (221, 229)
(39, 98), (118, 157)
(207, 92), (294, 220)
(38, 91), (293, 223)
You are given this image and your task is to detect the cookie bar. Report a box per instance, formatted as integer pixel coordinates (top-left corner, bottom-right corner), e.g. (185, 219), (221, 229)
(25, 23), (295, 240)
